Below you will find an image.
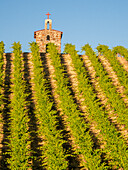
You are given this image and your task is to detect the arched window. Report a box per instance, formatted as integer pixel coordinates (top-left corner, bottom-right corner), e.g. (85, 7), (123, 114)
(47, 21), (49, 30)
(47, 35), (50, 41)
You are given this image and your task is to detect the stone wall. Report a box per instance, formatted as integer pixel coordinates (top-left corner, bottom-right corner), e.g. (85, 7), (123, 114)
(34, 29), (62, 53)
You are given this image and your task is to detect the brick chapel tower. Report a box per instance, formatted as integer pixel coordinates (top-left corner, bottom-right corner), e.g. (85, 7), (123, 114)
(34, 13), (63, 53)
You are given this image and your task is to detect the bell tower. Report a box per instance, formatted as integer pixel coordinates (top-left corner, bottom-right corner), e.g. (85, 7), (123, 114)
(34, 13), (63, 53)
(45, 12), (52, 30)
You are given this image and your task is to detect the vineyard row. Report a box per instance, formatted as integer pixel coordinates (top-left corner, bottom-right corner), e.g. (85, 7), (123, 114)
(0, 41), (128, 169)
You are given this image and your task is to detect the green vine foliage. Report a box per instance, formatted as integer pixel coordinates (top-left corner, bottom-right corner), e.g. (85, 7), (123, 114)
(29, 42), (68, 170)
(96, 44), (109, 54)
(47, 43), (106, 169)
(0, 41), (4, 105)
(1, 41), (128, 169)
(82, 44), (128, 128)
(0, 41), (4, 86)
(82, 44), (128, 169)
(7, 42), (31, 169)
(112, 46), (128, 59)
(97, 44), (128, 94)
(0, 41), (4, 144)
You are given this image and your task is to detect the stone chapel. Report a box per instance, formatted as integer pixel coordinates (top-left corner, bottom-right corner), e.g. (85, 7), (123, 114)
(34, 13), (63, 53)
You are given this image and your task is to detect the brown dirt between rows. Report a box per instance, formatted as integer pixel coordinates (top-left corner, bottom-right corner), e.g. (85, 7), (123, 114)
(97, 55), (128, 140)
(82, 54), (128, 141)
(98, 55), (128, 105)
(61, 54), (103, 148)
(41, 53), (83, 169)
(117, 56), (128, 72)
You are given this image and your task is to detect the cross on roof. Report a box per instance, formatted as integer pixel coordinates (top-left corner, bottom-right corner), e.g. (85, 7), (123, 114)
(46, 12), (51, 19)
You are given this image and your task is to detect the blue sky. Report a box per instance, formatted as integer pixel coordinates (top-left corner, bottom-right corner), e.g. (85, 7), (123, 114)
(0, 0), (128, 53)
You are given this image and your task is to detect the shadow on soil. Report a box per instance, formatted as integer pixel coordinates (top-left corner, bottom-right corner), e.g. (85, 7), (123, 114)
(0, 53), (12, 170)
